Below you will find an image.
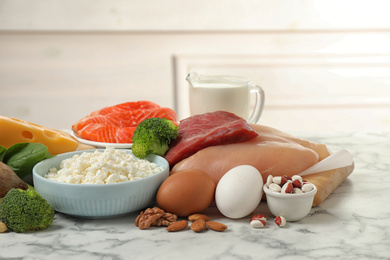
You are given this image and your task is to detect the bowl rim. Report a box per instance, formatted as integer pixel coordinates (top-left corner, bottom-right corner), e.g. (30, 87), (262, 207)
(263, 183), (317, 198)
(32, 148), (169, 187)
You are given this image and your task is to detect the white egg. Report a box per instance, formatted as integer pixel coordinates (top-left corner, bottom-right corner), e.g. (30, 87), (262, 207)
(215, 165), (263, 219)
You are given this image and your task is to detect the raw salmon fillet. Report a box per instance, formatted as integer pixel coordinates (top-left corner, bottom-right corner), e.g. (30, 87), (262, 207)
(75, 124), (136, 143)
(164, 111), (258, 167)
(90, 101), (160, 116)
(170, 124), (331, 185)
(72, 101), (178, 143)
(72, 107), (177, 132)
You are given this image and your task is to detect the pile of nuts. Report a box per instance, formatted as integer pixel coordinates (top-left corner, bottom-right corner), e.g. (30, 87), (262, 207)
(167, 214), (228, 232)
(266, 175), (315, 194)
(135, 207), (227, 233)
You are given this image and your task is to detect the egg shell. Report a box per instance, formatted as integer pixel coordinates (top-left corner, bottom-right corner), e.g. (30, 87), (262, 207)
(215, 165), (263, 219)
(156, 169), (215, 217)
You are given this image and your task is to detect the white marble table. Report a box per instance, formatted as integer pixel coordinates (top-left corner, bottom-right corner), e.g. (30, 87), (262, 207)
(1, 131), (389, 260)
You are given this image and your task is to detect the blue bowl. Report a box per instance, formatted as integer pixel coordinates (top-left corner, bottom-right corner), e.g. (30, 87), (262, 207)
(32, 149), (169, 219)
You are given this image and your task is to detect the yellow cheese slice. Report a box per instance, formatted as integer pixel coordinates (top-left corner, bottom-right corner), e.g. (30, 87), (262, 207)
(0, 115), (79, 155)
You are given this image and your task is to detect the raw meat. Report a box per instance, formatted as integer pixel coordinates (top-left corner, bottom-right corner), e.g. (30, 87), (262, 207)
(164, 111), (258, 168)
(90, 101), (160, 116)
(72, 101), (178, 143)
(75, 124), (136, 143)
(72, 107), (177, 132)
(170, 124), (331, 185)
(248, 124), (330, 161)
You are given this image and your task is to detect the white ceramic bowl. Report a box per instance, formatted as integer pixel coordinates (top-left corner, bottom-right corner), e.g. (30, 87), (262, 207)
(263, 183), (317, 221)
(32, 149), (169, 219)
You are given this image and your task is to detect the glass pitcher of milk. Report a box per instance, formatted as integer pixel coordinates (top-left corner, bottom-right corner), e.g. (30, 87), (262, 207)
(187, 72), (265, 123)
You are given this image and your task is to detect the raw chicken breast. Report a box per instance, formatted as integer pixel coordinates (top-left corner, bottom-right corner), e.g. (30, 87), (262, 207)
(170, 124), (330, 185)
(249, 124), (330, 161)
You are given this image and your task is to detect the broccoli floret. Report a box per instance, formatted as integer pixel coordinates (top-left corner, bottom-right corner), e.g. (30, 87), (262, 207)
(132, 117), (179, 158)
(0, 188), (54, 233)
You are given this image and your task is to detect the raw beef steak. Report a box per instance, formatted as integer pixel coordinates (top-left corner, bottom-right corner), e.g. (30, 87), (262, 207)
(164, 111), (258, 167)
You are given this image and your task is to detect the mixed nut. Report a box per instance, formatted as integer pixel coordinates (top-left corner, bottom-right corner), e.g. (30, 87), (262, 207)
(135, 207), (228, 233)
(250, 214), (287, 228)
(250, 214), (267, 228)
(266, 174), (315, 194)
(274, 216), (287, 227)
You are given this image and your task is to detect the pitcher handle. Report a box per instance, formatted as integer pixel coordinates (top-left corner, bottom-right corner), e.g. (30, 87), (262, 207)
(247, 85), (265, 124)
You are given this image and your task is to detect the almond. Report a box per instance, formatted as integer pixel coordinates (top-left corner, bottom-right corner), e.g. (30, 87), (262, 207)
(206, 221), (228, 232)
(190, 219), (206, 232)
(0, 222), (7, 233)
(188, 214), (210, 222)
(166, 220), (188, 232)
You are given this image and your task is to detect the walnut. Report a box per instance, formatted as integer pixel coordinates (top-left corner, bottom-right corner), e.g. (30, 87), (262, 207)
(135, 207), (164, 230)
(153, 212), (177, 227)
(135, 207), (178, 230)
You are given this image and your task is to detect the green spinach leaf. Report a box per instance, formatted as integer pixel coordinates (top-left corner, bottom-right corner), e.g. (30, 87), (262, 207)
(0, 146), (6, 161)
(3, 143), (53, 179)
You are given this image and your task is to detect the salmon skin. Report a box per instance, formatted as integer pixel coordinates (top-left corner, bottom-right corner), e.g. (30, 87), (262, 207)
(73, 101), (178, 143)
(164, 111), (258, 168)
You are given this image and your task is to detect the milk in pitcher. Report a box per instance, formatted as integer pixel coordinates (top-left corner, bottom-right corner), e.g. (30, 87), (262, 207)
(189, 82), (250, 119)
(187, 72), (265, 123)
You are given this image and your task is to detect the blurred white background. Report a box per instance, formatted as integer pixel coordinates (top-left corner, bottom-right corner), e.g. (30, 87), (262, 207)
(1, 0), (390, 132)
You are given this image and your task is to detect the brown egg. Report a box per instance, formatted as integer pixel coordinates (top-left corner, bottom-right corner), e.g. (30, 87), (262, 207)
(156, 169), (216, 217)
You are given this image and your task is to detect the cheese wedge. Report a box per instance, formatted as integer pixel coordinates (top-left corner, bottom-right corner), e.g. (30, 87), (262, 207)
(0, 115), (79, 155)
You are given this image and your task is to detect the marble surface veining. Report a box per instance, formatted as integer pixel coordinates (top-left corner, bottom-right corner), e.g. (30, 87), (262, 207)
(1, 131), (389, 260)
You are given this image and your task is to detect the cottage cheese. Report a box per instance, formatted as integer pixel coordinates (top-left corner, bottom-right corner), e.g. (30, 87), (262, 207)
(45, 147), (164, 184)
